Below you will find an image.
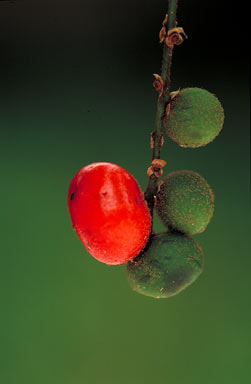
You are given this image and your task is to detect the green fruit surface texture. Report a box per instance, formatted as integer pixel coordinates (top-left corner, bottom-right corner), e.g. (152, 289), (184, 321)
(156, 170), (214, 235)
(127, 232), (204, 299)
(164, 87), (224, 148)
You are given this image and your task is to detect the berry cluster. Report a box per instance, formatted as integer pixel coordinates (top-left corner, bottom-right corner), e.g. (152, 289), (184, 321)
(67, 7), (224, 299)
(67, 87), (224, 298)
(126, 87), (224, 298)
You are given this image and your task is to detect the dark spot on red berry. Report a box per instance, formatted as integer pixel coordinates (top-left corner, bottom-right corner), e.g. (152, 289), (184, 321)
(70, 192), (75, 201)
(85, 228), (92, 236)
(102, 191), (108, 196)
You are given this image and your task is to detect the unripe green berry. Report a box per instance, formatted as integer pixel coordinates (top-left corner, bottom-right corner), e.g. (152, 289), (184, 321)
(156, 170), (214, 235)
(127, 232), (204, 299)
(164, 87), (224, 148)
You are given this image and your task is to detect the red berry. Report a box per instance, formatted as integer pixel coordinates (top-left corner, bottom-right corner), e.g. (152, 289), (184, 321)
(67, 162), (151, 265)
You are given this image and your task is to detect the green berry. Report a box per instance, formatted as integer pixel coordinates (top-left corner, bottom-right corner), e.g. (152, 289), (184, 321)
(164, 87), (224, 148)
(127, 232), (204, 299)
(156, 170), (214, 235)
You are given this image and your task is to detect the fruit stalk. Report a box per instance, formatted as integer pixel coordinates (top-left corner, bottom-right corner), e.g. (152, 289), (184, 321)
(145, 0), (178, 218)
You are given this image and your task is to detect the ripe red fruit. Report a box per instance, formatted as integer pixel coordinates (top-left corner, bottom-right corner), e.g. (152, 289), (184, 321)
(67, 162), (151, 265)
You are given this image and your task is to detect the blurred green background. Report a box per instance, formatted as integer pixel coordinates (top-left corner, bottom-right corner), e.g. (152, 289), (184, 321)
(0, 1), (250, 383)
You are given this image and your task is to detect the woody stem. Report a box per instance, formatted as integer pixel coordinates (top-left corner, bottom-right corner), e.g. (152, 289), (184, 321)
(144, 0), (178, 221)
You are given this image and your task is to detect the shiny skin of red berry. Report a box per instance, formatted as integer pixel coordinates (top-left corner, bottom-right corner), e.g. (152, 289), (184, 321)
(67, 162), (151, 265)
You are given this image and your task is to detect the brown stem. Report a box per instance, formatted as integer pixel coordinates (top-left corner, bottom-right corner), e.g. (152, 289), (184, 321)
(144, 0), (178, 221)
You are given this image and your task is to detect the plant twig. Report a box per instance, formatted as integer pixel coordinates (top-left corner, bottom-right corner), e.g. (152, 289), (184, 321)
(144, 0), (178, 221)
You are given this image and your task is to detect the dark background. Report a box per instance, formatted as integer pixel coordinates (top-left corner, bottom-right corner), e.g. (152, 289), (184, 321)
(0, 1), (250, 384)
